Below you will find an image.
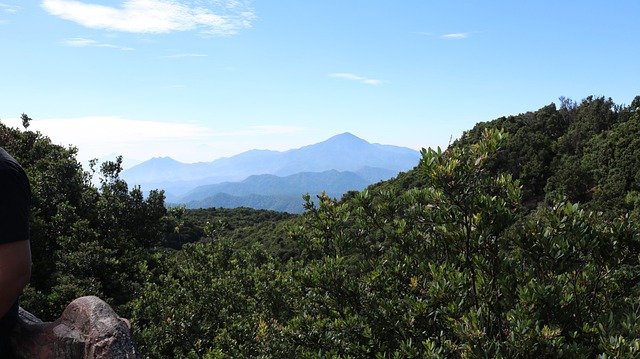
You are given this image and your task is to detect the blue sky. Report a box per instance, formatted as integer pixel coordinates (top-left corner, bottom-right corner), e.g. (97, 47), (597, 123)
(1, 1), (638, 164)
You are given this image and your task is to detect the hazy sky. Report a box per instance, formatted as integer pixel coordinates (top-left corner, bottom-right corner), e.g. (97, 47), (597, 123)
(1, 1), (638, 163)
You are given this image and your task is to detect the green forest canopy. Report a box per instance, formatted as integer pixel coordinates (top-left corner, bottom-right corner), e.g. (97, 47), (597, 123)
(2, 95), (640, 357)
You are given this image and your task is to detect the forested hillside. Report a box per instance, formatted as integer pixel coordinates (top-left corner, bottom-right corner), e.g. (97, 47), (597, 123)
(454, 95), (640, 214)
(2, 95), (640, 357)
(0, 115), (167, 320)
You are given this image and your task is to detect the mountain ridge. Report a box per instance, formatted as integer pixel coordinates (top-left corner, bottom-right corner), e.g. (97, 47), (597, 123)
(121, 132), (421, 210)
(122, 132), (418, 182)
(179, 169), (377, 213)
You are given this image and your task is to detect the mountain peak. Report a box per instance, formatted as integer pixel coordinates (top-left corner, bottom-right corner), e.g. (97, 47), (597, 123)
(122, 133), (420, 191)
(140, 156), (184, 167)
(326, 132), (368, 143)
(317, 133), (371, 150)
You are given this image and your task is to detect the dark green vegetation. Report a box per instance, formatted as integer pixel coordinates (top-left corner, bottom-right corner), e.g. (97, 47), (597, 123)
(1, 115), (167, 320)
(2, 95), (640, 358)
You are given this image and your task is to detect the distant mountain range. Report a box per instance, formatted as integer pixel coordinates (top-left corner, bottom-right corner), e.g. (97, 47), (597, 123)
(121, 132), (421, 213)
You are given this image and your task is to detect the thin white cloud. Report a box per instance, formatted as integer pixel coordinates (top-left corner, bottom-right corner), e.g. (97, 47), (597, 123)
(96, 43), (134, 50)
(362, 79), (382, 85)
(61, 37), (134, 50)
(1, 116), (310, 162)
(62, 37), (97, 46)
(330, 73), (382, 86)
(41, 0), (255, 35)
(0, 2), (20, 13)
(331, 73), (364, 81)
(441, 32), (469, 39)
(12, 116), (211, 141)
(2, 116), (211, 159)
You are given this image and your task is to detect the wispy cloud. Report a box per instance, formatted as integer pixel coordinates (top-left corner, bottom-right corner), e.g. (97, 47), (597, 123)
(441, 32), (469, 40)
(61, 37), (134, 50)
(1, 116), (310, 162)
(2, 115), (214, 161)
(329, 73), (382, 86)
(0, 2), (20, 13)
(41, 0), (255, 35)
(10, 116), (212, 141)
(62, 37), (96, 46)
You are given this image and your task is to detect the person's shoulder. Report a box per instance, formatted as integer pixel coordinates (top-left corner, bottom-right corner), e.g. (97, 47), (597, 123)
(0, 147), (18, 166)
(0, 147), (24, 172)
(0, 147), (29, 189)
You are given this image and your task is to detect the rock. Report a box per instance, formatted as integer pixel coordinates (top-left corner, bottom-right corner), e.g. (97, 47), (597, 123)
(10, 296), (139, 359)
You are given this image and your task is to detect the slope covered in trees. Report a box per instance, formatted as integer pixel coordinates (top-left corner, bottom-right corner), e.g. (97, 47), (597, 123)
(0, 116), (166, 320)
(453, 95), (640, 214)
(2, 96), (640, 357)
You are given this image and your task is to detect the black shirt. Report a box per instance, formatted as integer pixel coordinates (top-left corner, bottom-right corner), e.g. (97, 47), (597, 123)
(0, 147), (31, 340)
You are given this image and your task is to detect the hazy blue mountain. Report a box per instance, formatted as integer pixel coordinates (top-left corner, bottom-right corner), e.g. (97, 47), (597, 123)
(120, 156), (225, 183)
(123, 133), (418, 182)
(88, 154), (143, 171)
(122, 132), (421, 206)
(354, 166), (404, 183)
(185, 193), (304, 213)
(180, 169), (369, 200)
(272, 132), (418, 176)
(179, 170), (379, 213)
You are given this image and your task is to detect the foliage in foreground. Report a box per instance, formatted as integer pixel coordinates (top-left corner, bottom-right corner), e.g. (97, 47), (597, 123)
(0, 117), (166, 319)
(132, 129), (640, 358)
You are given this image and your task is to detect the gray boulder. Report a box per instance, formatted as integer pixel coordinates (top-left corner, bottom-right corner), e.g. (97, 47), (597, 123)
(10, 296), (138, 359)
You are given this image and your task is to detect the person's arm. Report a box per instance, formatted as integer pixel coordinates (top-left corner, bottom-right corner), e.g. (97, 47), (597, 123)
(0, 240), (31, 318)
